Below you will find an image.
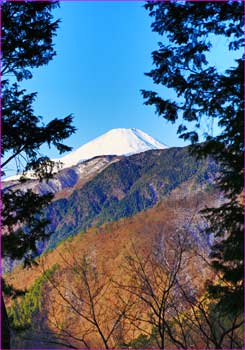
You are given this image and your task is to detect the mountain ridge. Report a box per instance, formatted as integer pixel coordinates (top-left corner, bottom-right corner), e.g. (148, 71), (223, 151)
(44, 146), (219, 251)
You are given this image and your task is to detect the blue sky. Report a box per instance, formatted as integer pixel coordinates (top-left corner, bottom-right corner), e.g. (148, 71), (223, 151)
(18, 1), (187, 161)
(18, 1), (241, 160)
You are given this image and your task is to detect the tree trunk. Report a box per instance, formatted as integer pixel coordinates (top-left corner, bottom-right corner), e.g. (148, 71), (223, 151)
(1, 293), (11, 349)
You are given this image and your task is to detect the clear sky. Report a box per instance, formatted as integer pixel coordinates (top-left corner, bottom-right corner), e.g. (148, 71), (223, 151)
(17, 1), (188, 162)
(15, 1), (241, 161)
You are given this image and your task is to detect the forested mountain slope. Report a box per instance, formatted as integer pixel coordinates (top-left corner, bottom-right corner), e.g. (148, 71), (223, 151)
(6, 184), (222, 349)
(3, 145), (219, 275)
(45, 146), (218, 250)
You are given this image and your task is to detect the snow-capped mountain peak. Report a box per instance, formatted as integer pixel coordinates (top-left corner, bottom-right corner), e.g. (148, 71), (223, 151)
(3, 128), (167, 181)
(53, 128), (167, 169)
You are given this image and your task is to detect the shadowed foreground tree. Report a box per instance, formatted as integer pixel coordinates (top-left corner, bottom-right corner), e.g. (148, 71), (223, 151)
(1, 2), (76, 348)
(142, 0), (244, 316)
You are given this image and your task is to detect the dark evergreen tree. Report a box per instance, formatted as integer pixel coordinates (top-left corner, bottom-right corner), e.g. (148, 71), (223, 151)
(142, 1), (244, 316)
(1, 2), (76, 348)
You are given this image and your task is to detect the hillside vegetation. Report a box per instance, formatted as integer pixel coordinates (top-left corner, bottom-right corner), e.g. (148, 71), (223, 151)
(6, 184), (226, 349)
(45, 146), (218, 250)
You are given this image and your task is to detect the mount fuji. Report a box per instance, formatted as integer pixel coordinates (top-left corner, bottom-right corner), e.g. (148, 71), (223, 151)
(4, 128), (167, 181)
(54, 128), (167, 169)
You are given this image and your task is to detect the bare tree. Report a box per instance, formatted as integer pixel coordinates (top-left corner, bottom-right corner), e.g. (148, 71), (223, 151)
(163, 285), (244, 349)
(41, 245), (135, 349)
(119, 228), (243, 349)
(8, 223), (242, 349)
(166, 267), (244, 349)
(117, 229), (190, 349)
